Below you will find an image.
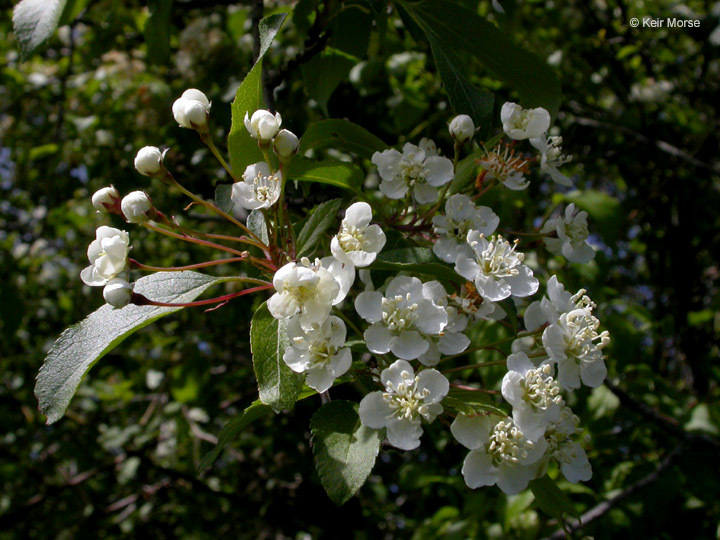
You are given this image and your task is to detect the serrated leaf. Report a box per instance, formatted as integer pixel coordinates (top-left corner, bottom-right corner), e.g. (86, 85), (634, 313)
(301, 49), (356, 115)
(296, 199), (343, 257)
(247, 209), (270, 246)
(144, 0), (173, 65)
(399, 0), (562, 119)
(250, 302), (304, 412)
(310, 400), (381, 505)
(215, 184), (233, 214)
(530, 476), (581, 522)
(36, 272), (236, 424)
(228, 13), (287, 174)
(299, 119), (388, 159)
(443, 388), (507, 417)
(371, 248), (461, 287)
(13, 0), (67, 59)
(287, 156), (364, 191)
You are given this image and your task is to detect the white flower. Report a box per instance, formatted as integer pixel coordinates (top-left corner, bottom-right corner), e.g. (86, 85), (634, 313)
(418, 137), (439, 156)
(134, 146), (166, 176)
(359, 359), (449, 450)
(273, 129), (299, 159)
(172, 89), (211, 129)
(244, 109), (282, 141)
(540, 204), (595, 263)
(455, 231), (539, 302)
(283, 316), (352, 393)
(523, 275), (576, 332)
(478, 143), (530, 191)
(92, 186), (120, 213)
(449, 282), (507, 322)
(121, 191), (153, 223)
(542, 406), (592, 483)
(502, 352), (564, 442)
(80, 226), (131, 287)
(500, 102), (551, 140)
(372, 142), (454, 204)
(231, 162), (281, 210)
(267, 257), (354, 331)
(451, 414), (547, 494)
(449, 114), (475, 142)
(530, 135), (573, 186)
(355, 276), (448, 360)
(330, 202), (386, 267)
(432, 194), (499, 263)
(103, 277), (133, 308)
(542, 291), (610, 390)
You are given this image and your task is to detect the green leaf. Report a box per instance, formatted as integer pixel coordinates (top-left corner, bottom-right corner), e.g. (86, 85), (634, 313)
(443, 388), (507, 417)
(250, 302), (304, 412)
(310, 400), (382, 506)
(449, 147), (484, 194)
(12, 0), (67, 59)
(530, 476), (581, 522)
(144, 0), (173, 65)
(299, 119), (388, 159)
(287, 156), (364, 191)
(296, 199), (343, 257)
(228, 13), (287, 174)
(247, 210), (270, 246)
(371, 248), (461, 287)
(398, 0), (562, 119)
(301, 49), (356, 116)
(36, 272), (236, 424)
(215, 184), (233, 214)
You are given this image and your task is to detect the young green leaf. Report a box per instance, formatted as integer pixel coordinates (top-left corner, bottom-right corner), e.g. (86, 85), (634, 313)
(36, 272), (238, 424)
(371, 248), (462, 288)
(443, 387), (507, 417)
(299, 119), (388, 159)
(214, 184), (233, 214)
(247, 209), (270, 246)
(287, 156), (364, 191)
(250, 302), (304, 413)
(529, 475), (581, 523)
(296, 199), (343, 257)
(12, 0), (68, 59)
(310, 400), (382, 506)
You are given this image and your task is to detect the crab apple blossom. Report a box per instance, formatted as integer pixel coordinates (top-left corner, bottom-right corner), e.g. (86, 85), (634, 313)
(283, 316), (351, 393)
(92, 186), (120, 213)
(523, 275), (578, 332)
(102, 277), (133, 308)
(231, 162), (281, 210)
(449, 114), (475, 142)
(121, 191), (153, 223)
(134, 146), (166, 176)
(500, 102), (551, 140)
(540, 203), (595, 263)
(478, 143), (530, 191)
(432, 194), (499, 263)
(330, 202), (386, 267)
(372, 142), (454, 204)
(451, 414), (547, 494)
(455, 231), (539, 302)
(172, 89), (211, 129)
(355, 276), (448, 360)
(541, 406), (592, 483)
(359, 360), (449, 451)
(530, 135), (573, 186)
(244, 109), (282, 141)
(80, 226), (131, 287)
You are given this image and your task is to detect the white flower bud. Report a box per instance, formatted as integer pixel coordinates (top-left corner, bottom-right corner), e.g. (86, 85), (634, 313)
(449, 114), (475, 142)
(134, 146), (165, 176)
(273, 129), (299, 159)
(92, 186), (120, 213)
(172, 89), (211, 129)
(244, 109), (282, 141)
(121, 191), (153, 223)
(103, 278), (133, 308)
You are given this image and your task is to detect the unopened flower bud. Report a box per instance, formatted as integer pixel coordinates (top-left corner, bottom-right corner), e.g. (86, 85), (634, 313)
(244, 109), (282, 141)
(103, 277), (133, 308)
(273, 129), (299, 160)
(449, 114), (475, 142)
(134, 146), (165, 176)
(92, 186), (120, 213)
(172, 89), (211, 129)
(121, 191), (153, 223)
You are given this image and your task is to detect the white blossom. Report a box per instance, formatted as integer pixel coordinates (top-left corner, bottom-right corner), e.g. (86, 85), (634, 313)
(540, 204), (595, 263)
(80, 226), (131, 287)
(355, 276), (448, 361)
(268, 257), (354, 331)
(432, 194), (499, 263)
(92, 186), (119, 213)
(231, 162), (281, 210)
(529, 135), (573, 186)
(523, 275), (576, 332)
(283, 316), (351, 393)
(244, 109), (282, 141)
(121, 191), (153, 223)
(359, 359), (449, 450)
(478, 143), (530, 191)
(172, 89), (211, 129)
(273, 129), (299, 159)
(449, 282), (507, 322)
(331, 202), (386, 267)
(103, 277), (133, 308)
(542, 406), (592, 483)
(449, 114), (475, 142)
(372, 142), (454, 204)
(455, 231), (539, 302)
(500, 102), (551, 140)
(451, 414), (547, 494)
(134, 146), (166, 176)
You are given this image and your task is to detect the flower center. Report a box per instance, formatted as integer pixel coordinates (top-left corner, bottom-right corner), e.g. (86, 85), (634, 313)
(488, 419), (536, 465)
(381, 293), (420, 332)
(480, 143), (529, 182)
(338, 224), (365, 252)
(521, 364), (564, 411)
(383, 369), (431, 421)
(472, 235), (523, 278)
(308, 341), (337, 367)
(252, 171), (279, 203)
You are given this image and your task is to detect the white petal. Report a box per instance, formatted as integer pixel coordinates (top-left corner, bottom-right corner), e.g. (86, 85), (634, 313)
(451, 414), (492, 450)
(416, 369), (449, 403)
(413, 182), (438, 204)
(437, 332), (470, 355)
(462, 450), (499, 489)
(364, 323), (392, 354)
(386, 418), (423, 450)
(381, 359), (414, 388)
(355, 291), (383, 322)
(391, 331), (430, 360)
(359, 391), (391, 429)
(496, 462), (537, 494)
(423, 156), (454, 186)
(343, 201), (372, 227)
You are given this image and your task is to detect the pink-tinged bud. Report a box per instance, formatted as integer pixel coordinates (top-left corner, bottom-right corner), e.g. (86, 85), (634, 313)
(134, 146), (166, 176)
(92, 186), (120, 213)
(121, 191), (153, 223)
